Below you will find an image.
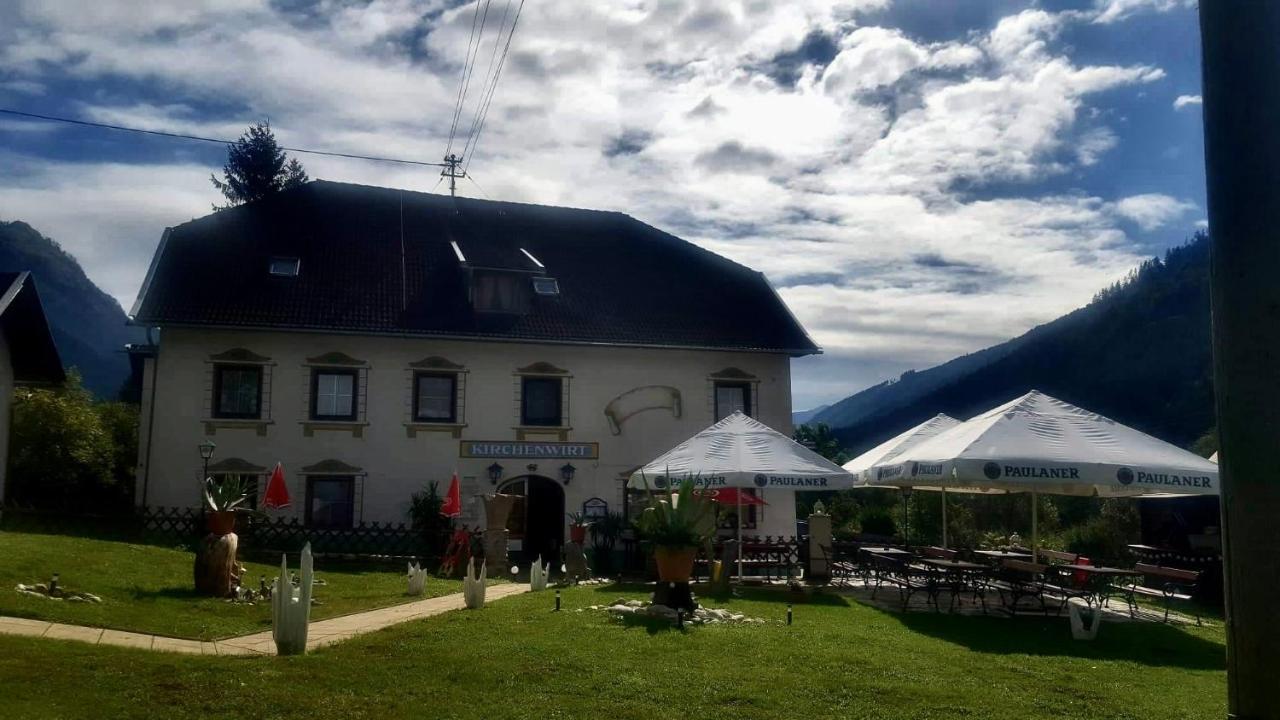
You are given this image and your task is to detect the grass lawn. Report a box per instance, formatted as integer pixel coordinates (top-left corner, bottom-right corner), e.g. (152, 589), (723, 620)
(0, 582), (1225, 720)
(0, 530), (467, 640)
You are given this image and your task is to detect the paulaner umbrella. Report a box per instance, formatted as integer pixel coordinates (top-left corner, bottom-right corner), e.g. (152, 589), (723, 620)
(844, 414), (962, 546)
(873, 390), (1218, 554)
(628, 411), (855, 577)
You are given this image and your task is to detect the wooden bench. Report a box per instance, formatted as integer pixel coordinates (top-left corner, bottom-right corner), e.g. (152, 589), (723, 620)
(985, 559), (1053, 615)
(818, 545), (858, 586)
(1037, 548), (1079, 565)
(1116, 563), (1202, 625)
(868, 553), (941, 611)
(919, 546), (958, 561)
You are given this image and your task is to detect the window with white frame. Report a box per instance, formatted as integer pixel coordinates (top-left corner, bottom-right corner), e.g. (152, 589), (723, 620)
(311, 368), (357, 421)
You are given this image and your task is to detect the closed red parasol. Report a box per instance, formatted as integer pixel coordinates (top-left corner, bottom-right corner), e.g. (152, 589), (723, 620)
(262, 462), (291, 509)
(440, 472), (462, 518)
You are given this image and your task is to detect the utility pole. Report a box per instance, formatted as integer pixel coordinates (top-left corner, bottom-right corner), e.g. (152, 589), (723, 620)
(1199, 4), (1280, 718)
(441, 153), (464, 197)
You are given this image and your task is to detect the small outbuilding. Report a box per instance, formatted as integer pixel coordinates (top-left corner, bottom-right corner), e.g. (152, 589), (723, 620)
(0, 271), (65, 503)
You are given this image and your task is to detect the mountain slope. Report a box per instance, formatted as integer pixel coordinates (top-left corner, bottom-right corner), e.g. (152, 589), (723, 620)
(819, 234), (1213, 454)
(0, 220), (141, 397)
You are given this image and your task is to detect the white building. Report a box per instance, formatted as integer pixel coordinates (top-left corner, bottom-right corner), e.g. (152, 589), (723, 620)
(129, 181), (819, 562)
(0, 272), (65, 505)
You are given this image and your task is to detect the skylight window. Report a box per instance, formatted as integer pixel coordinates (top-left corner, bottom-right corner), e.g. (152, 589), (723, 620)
(532, 276), (560, 296)
(269, 257), (300, 277)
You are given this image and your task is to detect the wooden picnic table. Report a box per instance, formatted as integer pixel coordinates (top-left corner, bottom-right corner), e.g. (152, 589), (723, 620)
(973, 549), (1032, 562)
(918, 558), (988, 571)
(1055, 564), (1143, 608)
(915, 558), (991, 612)
(860, 546), (911, 557)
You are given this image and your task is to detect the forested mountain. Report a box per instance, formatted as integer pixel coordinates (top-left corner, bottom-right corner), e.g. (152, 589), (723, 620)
(0, 220), (141, 397)
(815, 233), (1213, 455)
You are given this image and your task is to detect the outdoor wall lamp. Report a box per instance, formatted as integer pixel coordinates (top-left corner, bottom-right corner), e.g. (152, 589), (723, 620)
(560, 463), (576, 485)
(487, 462), (504, 484)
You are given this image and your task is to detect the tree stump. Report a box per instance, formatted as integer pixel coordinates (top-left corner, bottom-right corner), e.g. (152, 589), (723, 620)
(194, 532), (239, 596)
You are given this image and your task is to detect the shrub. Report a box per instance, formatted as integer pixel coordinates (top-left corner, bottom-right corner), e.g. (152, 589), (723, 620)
(858, 508), (897, 538)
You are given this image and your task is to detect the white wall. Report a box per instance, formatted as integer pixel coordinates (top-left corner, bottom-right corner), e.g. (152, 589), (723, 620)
(140, 328), (801, 539)
(0, 332), (11, 503)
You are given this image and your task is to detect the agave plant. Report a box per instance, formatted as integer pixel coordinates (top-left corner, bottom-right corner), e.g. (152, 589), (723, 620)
(204, 475), (250, 513)
(566, 511), (592, 528)
(633, 475), (718, 550)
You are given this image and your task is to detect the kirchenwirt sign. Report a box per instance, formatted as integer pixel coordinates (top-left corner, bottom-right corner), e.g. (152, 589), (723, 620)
(460, 441), (599, 459)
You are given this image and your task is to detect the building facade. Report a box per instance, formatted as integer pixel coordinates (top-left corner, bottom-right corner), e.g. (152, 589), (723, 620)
(130, 181), (819, 561)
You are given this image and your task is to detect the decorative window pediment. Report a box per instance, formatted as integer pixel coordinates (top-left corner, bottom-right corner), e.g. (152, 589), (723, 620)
(206, 458), (268, 474)
(709, 367), (757, 380)
(305, 351), (367, 366)
(209, 348), (271, 364)
(516, 361), (568, 375)
(299, 459), (365, 475)
(409, 355), (465, 371)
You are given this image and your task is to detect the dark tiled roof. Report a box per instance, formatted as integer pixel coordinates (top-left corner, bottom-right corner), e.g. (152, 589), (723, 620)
(0, 271), (65, 384)
(132, 181), (819, 355)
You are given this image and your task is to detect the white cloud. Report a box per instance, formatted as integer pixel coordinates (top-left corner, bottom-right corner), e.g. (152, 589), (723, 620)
(1112, 193), (1196, 231)
(1173, 94), (1202, 110)
(1093, 0), (1196, 25)
(0, 0), (1192, 408)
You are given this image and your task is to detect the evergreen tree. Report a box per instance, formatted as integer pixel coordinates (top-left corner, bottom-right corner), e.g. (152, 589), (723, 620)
(210, 121), (308, 210)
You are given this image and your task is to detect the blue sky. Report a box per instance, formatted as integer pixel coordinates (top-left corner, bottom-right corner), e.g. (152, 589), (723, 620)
(0, 0), (1206, 409)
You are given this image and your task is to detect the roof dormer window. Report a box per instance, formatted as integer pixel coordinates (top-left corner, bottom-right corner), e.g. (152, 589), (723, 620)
(269, 257), (300, 277)
(532, 276), (560, 297)
(473, 269), (530, 313)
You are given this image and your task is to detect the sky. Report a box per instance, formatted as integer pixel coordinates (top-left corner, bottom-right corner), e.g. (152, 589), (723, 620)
(0, 0), (1207, 410)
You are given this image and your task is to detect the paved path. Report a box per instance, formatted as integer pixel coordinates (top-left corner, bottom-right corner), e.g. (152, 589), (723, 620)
(0, 583), (528, 656)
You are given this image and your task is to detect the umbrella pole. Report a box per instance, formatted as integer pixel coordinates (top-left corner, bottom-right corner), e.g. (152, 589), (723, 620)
(941, 488), (948, 549)
(1031, 491), (1039, 560)
(736, 500), (743, 580)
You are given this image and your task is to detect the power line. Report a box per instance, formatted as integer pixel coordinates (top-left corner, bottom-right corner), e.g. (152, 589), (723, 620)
(463, 0), (525, 172)
(458, 0), (513, 156)
(445, 0), (495, 158)
(444, 0), (486, 157)
(0, 107), (449, 168)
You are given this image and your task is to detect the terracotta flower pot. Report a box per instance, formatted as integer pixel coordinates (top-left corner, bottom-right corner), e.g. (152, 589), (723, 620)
(206, 510), (236, 536)
(569, 525), (588, 545)
(654, 546), (697, 583)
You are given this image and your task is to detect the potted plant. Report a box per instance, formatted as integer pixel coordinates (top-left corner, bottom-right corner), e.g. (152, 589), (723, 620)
(204, 475), (249, 535)
(634, 477), (717, 583)
(588, 511), (626, 575)
(567, 511), (592, 545)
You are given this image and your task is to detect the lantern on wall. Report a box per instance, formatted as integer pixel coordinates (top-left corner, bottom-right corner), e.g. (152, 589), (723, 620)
(560, 463), (576, 485)
(487, 462), (504, 484)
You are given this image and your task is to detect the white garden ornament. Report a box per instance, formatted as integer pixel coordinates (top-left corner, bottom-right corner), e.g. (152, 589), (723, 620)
(272, 543), (314, 655)
(463, 557), (486, 609)
(407, 561), (427, 596)
(529, 555), (550, 591)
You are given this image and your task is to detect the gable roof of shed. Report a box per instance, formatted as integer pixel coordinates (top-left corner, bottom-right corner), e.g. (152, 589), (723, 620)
(0, 271), (65, 384)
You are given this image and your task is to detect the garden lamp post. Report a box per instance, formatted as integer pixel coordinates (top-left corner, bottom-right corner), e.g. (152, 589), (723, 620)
(198, 440), (216, 504)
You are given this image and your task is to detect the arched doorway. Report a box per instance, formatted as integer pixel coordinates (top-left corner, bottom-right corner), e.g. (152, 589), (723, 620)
(497, 475), (565, 566)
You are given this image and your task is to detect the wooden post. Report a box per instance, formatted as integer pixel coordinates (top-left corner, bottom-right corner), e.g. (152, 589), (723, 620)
(1198, 4), (1280, 718)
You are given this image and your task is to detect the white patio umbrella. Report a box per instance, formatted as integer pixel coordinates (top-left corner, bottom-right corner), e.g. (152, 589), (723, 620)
(844, 414), (962, 547)
(874, 390), (1219, 555)
(628, 411), (856, 577)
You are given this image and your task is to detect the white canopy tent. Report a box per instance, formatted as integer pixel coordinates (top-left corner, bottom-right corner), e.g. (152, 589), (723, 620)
(844, 414), (961, 546)
(628, 411), (856, 577)
(871, 390), (1219, 554)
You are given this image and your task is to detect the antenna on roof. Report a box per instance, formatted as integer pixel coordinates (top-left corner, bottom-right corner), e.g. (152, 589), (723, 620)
(441, 154), (465, 197)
